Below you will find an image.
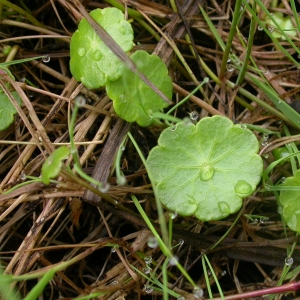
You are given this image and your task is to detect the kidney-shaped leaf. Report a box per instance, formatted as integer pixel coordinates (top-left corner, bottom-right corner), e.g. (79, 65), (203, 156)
(42, 146), (70, 185)
(0, 90), (21, 131)
(278, 169), (300, 232)
(106, 50), (172, 127)
(146, 116), (263, 221)
(70, 7), (134, 89)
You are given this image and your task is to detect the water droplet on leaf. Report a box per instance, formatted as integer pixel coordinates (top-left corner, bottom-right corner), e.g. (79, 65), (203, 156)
(170, 211), (178, 219)
(240, 124), (247, 129)
(199, 163), (214, 181)
(218, 201), (230, 214)
(178, 239), (184, 246)
(234, 180), (253, 198)
(119, 94), (127, 103)
(258, 25), (263, 31)
(189, 111), (199, 121)
(144, 285), (153, 294)
(100, 182), (110, 193)
(75, 95), (86, 107)
(42, 55), (50, 63)
(263, 153), (269, 158)
(111, 247), (116, 253)
(143, 267), (151, 274)
(268, 26), (274, 32)
(92, 50), (102, 61)
(119, 25), (127, 34)
(221, 270), (226, 276)
(193, 286), (204, 298)
(285, 257), (293, 266)
(20, 173), (26, 181)
(77, 47), (86, 56)
(177, 296), (185, 300)
(170, 125), (176, 131)
(234, 180), (252, 197)
(144, 256), (152, 265)
(169, 256), (178, 266)
(116, 175), (126, 186)
(147, 236), (158, 248)
(226, 64), (234, 72)
(260, 217), (269, 224)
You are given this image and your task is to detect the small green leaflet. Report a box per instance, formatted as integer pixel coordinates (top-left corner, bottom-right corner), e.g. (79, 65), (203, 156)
(147, 116), (263, 221)
(70, 7), (134, 89)
(106, 50), (172, 127)
(0, 91), (21, 131)
(41, 146), (70, 185)
(278, 169), (300, 232)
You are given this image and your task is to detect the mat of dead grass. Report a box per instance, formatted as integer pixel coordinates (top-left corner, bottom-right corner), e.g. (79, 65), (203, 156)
(0, 0), (300, 299)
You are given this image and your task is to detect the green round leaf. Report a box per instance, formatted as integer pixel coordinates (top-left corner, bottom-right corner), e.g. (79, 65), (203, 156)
(278, 170), (300, 232)
(106, 50), (172, 126)
(41, 146), (70, 185)
(0, 91), (21, 131)
(70, 7), (134, 89)
(146, 116), (263, 221)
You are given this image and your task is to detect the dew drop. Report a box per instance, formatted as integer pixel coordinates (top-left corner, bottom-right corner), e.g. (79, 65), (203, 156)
(265, 184), (271, 191)
(99, 182), (110, 193)
(92, 50), (102, 61)
(199, 163), (214, 181)
(20, 173), (26, 181)
(144, 285), (153, 294)
(178, 239), (184, 246)
(111, 280), (118, 285)
(263, 153), (269, 158)
(77, 47), (86, 56)
(268, 26), (274, 32)
(74, 95), (86, 107)
(177, 297), (185, 300)
(258, 25), (263, 31)
(281, 177), (286, 183)
(143, 267), (151, 274)
(119, 94), (127, 103)
(253, 218), (259, 224)
(240, 124), (247, 129)
(260, 217), (269, 224)
(144, 256), (152, 265)
(227, 58), (231, 63)
(218, 201), (230, 215)
(226, 64), (234, 72)
(111, 247), (116, 253)
(119, 25), (127, 34)
(170, 210), (178, 219)
(169, 256), (179, 266)
(170, 125), (176, 132)
(285, 257), (293, 266)
(20, 77), (26, 83)
(193, 286), (204, 299)
(261, 134), (269, 147)
(42, 55), (50, 63)
(116, 175), (126, 186)
(147, 236), (158, 248)
(234, 180), (253, 197)
(189, 111), (199, 121)
(221, 270), (227, 276)
(264, 70), (269, 75)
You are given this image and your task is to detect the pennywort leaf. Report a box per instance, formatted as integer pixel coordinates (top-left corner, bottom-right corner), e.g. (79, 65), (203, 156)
(41, 146), (70, 185)
(0, 91), (21, 130)
(106, 50), (172, 127)
(70, 7), (134, 89)
(147, 116), (263, 221)
(278, 170), (300, 232)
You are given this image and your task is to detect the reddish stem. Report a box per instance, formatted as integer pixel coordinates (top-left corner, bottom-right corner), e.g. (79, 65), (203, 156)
(212, 281), (300, 300)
